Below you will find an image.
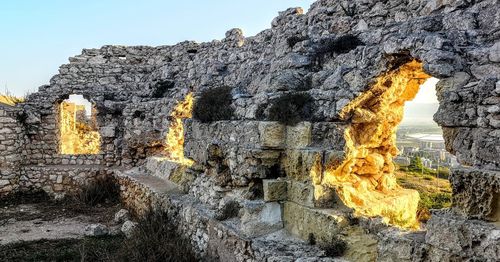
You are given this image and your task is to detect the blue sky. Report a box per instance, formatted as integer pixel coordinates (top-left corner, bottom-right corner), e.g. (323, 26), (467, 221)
(0, 0), (315, 96)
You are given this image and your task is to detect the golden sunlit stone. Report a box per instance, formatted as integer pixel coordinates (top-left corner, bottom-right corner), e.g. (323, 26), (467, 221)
(164, 93), (194, 166)
(321, 60), (430, 229)
(59, 101), (101, 154)
(0, 95), (24, 106)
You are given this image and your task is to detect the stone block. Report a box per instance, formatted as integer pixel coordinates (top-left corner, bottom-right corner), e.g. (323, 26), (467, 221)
(425, 210), (500, 261)
(285, 122), (311, 149)
(0, 180), (10, 187)
(324, 150), (346, 171)
(311, 122), (347, 150)
(227, 148), (281, 185)
(258, 121), (285, 148)
(240, 201), (283, 238)
(100, 125), (116, 138)
(283, 201), (349, 244)
(287, 180), (341, 208)
(281, 149), (323, 183)
(450, 167), (500, 221)
(263, 179), (288, 202)
(377, 229), (428, 262)
(184, 120), (261, 148)
(144, 156), (187, 184)
(489, 41), (500, 62)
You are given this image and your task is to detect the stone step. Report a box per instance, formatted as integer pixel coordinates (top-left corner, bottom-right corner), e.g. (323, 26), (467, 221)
(143, 157), (186, 181)
(116, 169), (183, 195)
(114, 168), (347, 261)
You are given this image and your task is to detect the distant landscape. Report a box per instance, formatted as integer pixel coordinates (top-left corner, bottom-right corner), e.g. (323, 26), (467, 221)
(400, 102), (440, 128)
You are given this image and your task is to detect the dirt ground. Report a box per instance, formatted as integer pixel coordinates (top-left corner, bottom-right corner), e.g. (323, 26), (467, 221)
(0, 192), (122, 245)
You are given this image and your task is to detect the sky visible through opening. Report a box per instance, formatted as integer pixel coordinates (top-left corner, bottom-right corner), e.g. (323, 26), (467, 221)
(66, 95), (92, 116)
(0, 0), (315, 97)
(401, 77), (440, 127)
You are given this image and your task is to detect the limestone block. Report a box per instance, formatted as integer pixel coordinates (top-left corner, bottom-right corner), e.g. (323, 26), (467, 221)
(287, 181), (341, 208)
(450, 167), (500, 221)
(489, 41), (500, 62)
(324, 150), (347, 171)
(85, 223), (110, 237)
(263, 179), (288, 202)
(258, 122), (285, 148)
(100, 125), (116, 138)
(146, 157), (177, 178)
(240, 201), (283, 238)
(283, 201), (349, 244)
(311, 122), (347, 150)
(228, 148), (281, 185)
(342, 227), (379, 262)
(0, 185), (13, 193)
(285, 122), (311, 149)
(281, 149), (323, 182)
(121, 220), (138, 238)
(425, 210), (500, 261)
(471, 128), (500, 166)
(377, 229), (428, 262)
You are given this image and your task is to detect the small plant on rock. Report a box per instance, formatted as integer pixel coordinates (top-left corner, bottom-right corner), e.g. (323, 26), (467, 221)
(268, 92), (314, 126)
(193, 86), (234, 123)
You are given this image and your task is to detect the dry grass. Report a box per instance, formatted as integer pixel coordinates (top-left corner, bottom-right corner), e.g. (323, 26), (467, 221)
(116, 210), (198, 262)
(396, 171), (452, 222)
(0, 88), (27, 106)
(74, 176), (120, 207)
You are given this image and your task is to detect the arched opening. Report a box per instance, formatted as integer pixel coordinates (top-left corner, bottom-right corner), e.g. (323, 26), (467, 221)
(395, 77), (453, 223)
(163, 93), (194, 166)
(59, 94), (101, 155)
(321, 60), (442, 229)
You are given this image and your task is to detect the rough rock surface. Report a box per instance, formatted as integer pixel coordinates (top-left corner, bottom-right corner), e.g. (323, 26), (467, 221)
(114, 209), (131, 224)
(0, 0), (499, 261)
(121, 220), (138, 238)
(84, 223), (109, 237)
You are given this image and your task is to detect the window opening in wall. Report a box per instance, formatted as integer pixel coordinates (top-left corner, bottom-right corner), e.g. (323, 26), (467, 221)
(319, 60), (452, 229)
(59, 94), (100, 155)
(395, 77), (454, 223)
(164, 93), (194, 166)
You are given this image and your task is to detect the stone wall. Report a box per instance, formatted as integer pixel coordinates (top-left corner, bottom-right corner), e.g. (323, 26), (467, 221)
(0, 104), (23, 196)
(0, 0), (499, 260)
(15, 0), (500, 172)
(18, 166), (111, 198)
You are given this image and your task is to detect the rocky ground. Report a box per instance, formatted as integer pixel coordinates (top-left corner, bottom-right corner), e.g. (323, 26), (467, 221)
(0, 192), (127, 261)
(0, 190), (200, 262)
(0, 192), (122, 245)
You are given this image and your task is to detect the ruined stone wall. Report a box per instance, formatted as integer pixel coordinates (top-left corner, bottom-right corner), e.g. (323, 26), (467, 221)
(0, 104), (23, 196)
(0, 0), (499, 260)
(18, 0), (500, 170)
